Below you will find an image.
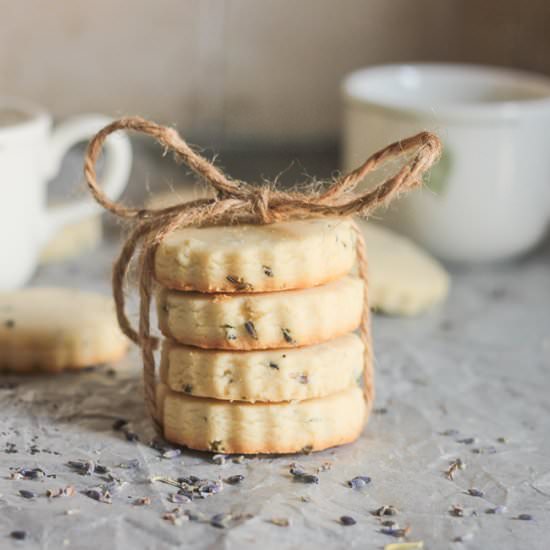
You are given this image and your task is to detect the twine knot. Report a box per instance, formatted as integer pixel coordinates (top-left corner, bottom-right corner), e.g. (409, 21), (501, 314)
(252, 186), (274, 224)
(83, 116), (442, 431)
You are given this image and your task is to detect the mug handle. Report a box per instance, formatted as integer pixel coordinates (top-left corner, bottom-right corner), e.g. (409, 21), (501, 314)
(40, 114), (132, 243)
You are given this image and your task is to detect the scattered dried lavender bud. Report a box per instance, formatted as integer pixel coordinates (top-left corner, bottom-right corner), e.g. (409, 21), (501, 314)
(471, 446), (497, 455)
(373, 505), (398, 516)
(67, 460), (95, 476)
(168, 492), (190, 504)
(381, 526), (410, 538)
(381, 519), (397, 527)
(281, 328), (296, 344)
(340, 515), (356, 526)
(94, 464), (109, 475)
(178, 475), (200, 485)
(211, 512), (232, 528)
(112, 418), (128, 431)
(182, 384), (193, 394)
(10, 531), (26, 540)
(497, 437), (507, 444)
(244, 321), (258, 339)
(485, 505), (506, 514)
(182, 509), (204, 521)
(301, 445), (313, 455)
(5, 445), (18, 454)
(47, 486), (75, 498)
(516, 514), (533, 521)
(198, 479), (224, 496)
(373, 407), (388, 415)
(289, 464), (306, 476)
(440, 429), (460, 436)
(19, 489), (36, 499)
(457, 437), (476, 445)
(295, 473), (318, 484)
(225, 474), (244, 485)
(268, 362), (279, 370)
(449, 504), (465, 517)
(466, 488), (484, 498)
(212, 454), (226, 465)
(11, 467), (45, 480)
(84, 486), (112, 504)
(133, 496), (151, 506)
(226, 275), (253, 291)
(161, 449), (182, 460)
(118, 459), (139, 469)
(453, 533), (474, 543)
(348, 476), (372, 489)
(269, 517), (290, 527)
(262, 265), (274, 277)
(289, 463), (319, 484)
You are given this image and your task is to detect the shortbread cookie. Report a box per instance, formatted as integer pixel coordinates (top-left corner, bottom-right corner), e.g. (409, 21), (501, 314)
(40, 216), (102, 263)
(154, 217), (356, 293)
(148, 188), (449, 315)
(159, 384), (367, 454)
(0, 288), (128, 372)
(360, 222), (450, 316)
(160, 333), (364, 402)
(157, 276), (364, 350)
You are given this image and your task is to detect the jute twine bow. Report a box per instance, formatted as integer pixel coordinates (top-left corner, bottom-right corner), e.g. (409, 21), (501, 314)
(83, 116), (441, 434)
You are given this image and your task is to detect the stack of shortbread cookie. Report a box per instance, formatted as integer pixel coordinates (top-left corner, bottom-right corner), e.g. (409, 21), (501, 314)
(154, 217), (369, 454)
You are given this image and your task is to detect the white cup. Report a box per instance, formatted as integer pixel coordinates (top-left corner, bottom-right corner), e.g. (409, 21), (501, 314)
(0, 98), (132, 289)
(342, 64), (550, 262)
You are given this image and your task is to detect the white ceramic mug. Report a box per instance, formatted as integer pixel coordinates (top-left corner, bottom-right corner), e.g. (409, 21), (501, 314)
(0, 98), (132, 289)
(342, 64), (550, 262)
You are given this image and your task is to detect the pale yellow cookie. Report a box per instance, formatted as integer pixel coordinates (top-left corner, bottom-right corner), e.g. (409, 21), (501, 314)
(0, 288), (128, 372)
(159, 384), (367, 454)
(360, 222), (450, 316)
(154, 217), (356, 293)
(160, 333), (364, 402)
(157, 276), (364, 350)
(40, 216), (102, 264)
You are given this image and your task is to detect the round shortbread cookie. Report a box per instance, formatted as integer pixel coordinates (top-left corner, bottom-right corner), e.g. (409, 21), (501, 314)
(157, 276), (364, 350)
(158, 384), (367, 454)
(154, 217), (356, 293)
(148, 188), (449, 316)
(0, 287), (129, 372)
(360, 222), (450, 316)
(160, 333), (364, 402)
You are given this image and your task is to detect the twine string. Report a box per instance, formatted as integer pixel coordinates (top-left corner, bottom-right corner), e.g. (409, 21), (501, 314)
(83, 116), (441, 431)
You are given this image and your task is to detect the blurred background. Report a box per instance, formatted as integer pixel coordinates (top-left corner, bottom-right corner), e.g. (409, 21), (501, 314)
(2, 0), (550, 270)
(3, 0), (549, 150)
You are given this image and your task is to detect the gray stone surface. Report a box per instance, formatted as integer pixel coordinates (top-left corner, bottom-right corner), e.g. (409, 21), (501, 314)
(1, 236), (548, 549)
(1, 147), (549, 549)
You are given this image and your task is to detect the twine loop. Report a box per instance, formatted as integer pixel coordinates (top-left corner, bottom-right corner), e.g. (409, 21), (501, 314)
(83, 116), (441, 433)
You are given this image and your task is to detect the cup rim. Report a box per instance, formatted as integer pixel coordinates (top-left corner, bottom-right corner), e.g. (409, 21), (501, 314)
(0, 97), (50, 141)
(342, 63), (550, 120)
